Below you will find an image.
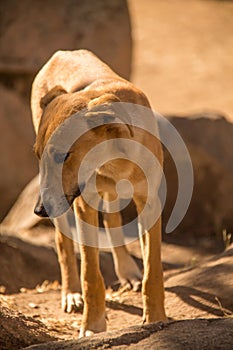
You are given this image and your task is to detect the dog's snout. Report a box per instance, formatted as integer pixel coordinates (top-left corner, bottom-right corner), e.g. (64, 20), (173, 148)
(76, 182), (85, 197)
(34, 203), (49, 217)
(34, 195), (50, 217)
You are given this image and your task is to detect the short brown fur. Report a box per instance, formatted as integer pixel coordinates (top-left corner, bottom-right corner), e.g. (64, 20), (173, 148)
(31, 50), (167, 337)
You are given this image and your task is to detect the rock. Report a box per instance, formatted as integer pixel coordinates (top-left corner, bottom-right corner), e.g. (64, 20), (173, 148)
(167, 113), (233, 174)
(1, 175), (40, 232)
(0, 301), (56, 350)
(162, 113), (233, 243)
(0, 0), (132, 221)
(0, 235), (60, 294)
(0, 0), (132, 80)
(0, 86), (37, 220)
(0, 233), (119, 293)
(22, 318), (233, 349)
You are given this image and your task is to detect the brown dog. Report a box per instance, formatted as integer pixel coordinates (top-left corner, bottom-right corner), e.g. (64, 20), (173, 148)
(32, 50), (167, 337)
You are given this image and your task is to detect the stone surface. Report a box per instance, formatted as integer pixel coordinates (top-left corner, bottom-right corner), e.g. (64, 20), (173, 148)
(0, 0), (132, 80)
(0, 0), (132, 221)
(0, 301), (56, 350)
(23, 318), (233, 349)
(1, 175), (40, 232)
(0, 86), (37, 220)
(162, 113), (233, 242)
(0, 234), (60, 294)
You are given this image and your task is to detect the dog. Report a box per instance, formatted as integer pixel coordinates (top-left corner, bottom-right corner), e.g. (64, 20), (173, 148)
(32, 50), (167, 337)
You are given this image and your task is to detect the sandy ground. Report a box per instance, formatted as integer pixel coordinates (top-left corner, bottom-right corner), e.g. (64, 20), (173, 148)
(0, 230), (232, 344)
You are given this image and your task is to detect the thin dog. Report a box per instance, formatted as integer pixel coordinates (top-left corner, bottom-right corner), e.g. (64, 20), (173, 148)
(32, 50), (167, 337)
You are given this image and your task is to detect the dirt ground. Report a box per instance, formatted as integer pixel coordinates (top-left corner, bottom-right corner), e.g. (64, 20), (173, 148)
(0, 230), (232, 348)
(1, 0), (233, 348)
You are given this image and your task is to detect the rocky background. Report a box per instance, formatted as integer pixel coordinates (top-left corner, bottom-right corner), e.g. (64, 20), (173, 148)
(0, 0), (132, 220)
(0, 0), (233, 349)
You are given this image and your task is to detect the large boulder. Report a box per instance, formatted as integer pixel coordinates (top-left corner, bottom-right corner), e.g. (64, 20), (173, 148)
(162, 114), (233, 244)
(0, 234), (60, 294)
(0, 0), (132, 80)
(0, 86), (37, 220)
(168, 113), (233, 174)
(1, 175), (40, 232)
(0, 0), (132, 220)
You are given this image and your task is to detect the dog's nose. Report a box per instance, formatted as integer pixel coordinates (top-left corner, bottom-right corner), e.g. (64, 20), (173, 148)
(34, 203), (49, 217)
(34, 194), (50, 217)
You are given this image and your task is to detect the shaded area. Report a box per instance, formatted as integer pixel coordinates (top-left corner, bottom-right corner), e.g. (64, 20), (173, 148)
(166, 286), (227, 317)
(23, 318), (233, 350)
(106, 299), (143, 317)
(0, 234), (142, 293)
(0, 235), (60, 293)
(0, 302), (56, 350)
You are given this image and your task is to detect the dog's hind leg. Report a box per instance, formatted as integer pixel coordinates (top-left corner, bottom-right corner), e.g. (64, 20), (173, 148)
(54, 214), (83, 313)
(102, 194), (142, 291)
(134, 194), (167, 323)
(74, 196), (106, 337)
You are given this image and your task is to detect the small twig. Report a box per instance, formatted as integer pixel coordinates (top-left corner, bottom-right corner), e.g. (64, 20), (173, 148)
(215, 296), (232, 317)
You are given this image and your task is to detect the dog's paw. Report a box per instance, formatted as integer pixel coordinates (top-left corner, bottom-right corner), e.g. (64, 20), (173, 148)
(79, 329), (95, 338)
(79, 314), (107, 338)
(120, 279), (142, 292)
(115, 255), (142, 292)
(62, 292), (83, 313)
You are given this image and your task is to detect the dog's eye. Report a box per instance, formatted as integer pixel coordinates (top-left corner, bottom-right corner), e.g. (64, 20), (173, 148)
(54, 152), (70, 164)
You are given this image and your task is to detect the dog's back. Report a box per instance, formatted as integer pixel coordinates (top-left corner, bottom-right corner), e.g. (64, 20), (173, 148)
(31, 50), (152, 134)
(31, 50), (122, 132)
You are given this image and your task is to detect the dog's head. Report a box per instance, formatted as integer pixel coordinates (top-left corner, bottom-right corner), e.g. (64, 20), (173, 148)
(34, 86), (134, 218)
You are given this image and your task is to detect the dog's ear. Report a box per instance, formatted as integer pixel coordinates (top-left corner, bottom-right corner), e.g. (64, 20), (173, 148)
(86, 93), (134, 137)
(88, 93), (120, 110)
(40, 85), (67, 110)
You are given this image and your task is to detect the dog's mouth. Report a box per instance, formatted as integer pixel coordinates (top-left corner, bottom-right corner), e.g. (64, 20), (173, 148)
(34, 182), (86, 218)
(65, 182), (86, 204)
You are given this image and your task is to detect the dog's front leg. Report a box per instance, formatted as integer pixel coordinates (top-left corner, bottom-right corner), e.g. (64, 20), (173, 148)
(54, 217), (82, 313)
(74, 196), (106, 337)
(102, 195), (142, 291)
(134, 196), (167, 323)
